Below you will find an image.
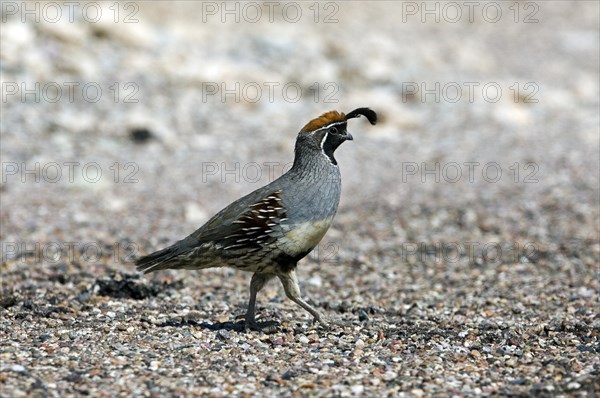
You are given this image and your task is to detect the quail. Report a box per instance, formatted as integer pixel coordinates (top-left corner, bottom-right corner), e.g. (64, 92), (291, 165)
(136, 108), (377, 330)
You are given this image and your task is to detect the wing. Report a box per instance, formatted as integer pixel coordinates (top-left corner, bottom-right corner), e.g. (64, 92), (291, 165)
(188, 187), (288, 253)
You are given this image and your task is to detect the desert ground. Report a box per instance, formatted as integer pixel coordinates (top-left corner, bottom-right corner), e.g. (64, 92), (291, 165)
(1, 1), (598, 396)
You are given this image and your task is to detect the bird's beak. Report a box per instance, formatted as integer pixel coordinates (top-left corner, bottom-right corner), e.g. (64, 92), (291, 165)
(345, 132), (354, 141)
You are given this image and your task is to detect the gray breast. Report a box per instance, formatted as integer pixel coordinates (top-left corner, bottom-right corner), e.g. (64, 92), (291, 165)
(283, 161), (341, 223)
(276, 162), (341, 256)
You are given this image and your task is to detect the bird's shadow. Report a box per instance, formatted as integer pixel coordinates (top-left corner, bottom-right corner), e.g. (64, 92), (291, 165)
(199, 320), (245, 332)
(155, 318), (280, 333)
(200, 320), (280, 333)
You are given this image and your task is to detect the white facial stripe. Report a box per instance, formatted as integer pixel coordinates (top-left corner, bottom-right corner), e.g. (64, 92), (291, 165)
(311, 121), (347, 134)
(320, 131), (338, 166)
(320, 132), (329, 151)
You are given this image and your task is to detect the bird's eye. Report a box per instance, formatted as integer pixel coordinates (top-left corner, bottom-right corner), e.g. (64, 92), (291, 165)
(329, 127), (338, 134)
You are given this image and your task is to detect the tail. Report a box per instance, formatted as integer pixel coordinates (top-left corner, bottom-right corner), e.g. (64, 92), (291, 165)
(136, 241), (190, 273)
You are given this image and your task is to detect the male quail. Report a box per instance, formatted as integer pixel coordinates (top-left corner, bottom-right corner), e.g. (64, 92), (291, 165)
(136, 108), (377, 330)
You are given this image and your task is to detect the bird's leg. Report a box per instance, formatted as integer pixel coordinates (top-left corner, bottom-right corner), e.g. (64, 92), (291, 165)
(278, 269), (324, 325)
(245, 272), (275, 330)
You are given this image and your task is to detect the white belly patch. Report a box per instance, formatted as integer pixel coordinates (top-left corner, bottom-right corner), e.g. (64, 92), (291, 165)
(280, 216), (335, 256)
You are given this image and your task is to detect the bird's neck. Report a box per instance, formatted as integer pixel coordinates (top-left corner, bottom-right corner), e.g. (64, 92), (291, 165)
(290, 145), (339, 182)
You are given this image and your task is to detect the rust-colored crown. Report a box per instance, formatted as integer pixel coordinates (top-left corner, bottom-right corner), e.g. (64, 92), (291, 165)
(300, 111), (347, 133)
(300, 108), (377, 133)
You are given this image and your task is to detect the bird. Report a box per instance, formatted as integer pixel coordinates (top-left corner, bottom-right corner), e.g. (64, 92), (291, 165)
(136, 107), (377, 330)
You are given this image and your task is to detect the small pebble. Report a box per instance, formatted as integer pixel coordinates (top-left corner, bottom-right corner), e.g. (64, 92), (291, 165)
(298, 335), (309, 345)
(129, 128), (154, 143)
(567, 382), (581, 390)
(217, 330), (230, 341)
(358, 309), (369, 321)
(11, 365), (26, 373)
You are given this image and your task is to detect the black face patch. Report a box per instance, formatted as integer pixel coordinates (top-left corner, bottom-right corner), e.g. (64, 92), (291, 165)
(318, 123), (350, 165)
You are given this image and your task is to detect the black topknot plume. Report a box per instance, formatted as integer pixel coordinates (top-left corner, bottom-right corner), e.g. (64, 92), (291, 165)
(345, 108), (377, 125)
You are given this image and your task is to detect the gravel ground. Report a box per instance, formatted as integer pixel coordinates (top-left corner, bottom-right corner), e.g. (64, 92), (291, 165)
(1, 1), (599, 397)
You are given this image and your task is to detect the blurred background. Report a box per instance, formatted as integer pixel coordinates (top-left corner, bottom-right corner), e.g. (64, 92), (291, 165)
(3, 1), (597, 254)
(1, 1), (598, 395)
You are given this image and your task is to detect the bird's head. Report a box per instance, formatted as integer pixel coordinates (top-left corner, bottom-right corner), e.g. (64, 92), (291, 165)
(296, 107), (377, 165)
